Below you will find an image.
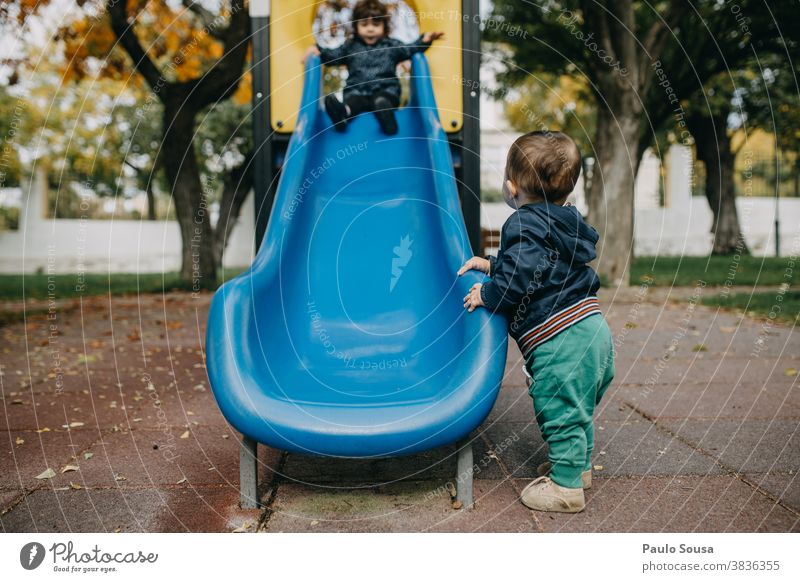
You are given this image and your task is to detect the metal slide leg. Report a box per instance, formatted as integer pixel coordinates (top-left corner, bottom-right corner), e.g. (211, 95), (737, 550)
(239, 436), (259, 509)
(455, 437), (474, 509)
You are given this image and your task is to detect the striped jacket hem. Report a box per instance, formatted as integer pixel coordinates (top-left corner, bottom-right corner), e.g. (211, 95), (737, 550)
(518, 296), (602, 360)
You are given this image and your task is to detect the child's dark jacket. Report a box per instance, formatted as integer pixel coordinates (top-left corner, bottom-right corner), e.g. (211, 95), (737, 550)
(317, 34), (432, 100)
(480, 202), (602, 360)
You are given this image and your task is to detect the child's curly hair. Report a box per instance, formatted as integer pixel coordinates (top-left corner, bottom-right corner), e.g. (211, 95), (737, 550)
(352, 0), (391, 37)
(506, 130), (582, 201)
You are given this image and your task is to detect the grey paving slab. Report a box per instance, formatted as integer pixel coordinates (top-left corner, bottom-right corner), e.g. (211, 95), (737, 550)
(614, 355), (800, 389)
(744, 472), (800, 512)
(263, 478), (534, 532)
(483, 422), (548, 478)
(1, 487), (160, 532)
(616, 379), (800, 420)
(594, 420), (726, 477)
(0, 486), (258, 533)
(487, 419), (725, 480)
(526, 475), (800, 533)
(660, 419), (800, 473)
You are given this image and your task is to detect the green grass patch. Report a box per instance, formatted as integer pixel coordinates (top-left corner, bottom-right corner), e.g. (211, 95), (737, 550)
(700, 289), (800, 324)
(631, 255), (796, 287)
(0, 268), (247, 302)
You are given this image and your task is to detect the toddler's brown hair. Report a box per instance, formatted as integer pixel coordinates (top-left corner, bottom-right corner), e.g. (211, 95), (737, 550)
(506, 130), (582, 201)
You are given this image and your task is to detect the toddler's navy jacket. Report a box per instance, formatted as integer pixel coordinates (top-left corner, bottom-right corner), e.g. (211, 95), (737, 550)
(317, 34), (432, 101)
(479, 201), (602, 360)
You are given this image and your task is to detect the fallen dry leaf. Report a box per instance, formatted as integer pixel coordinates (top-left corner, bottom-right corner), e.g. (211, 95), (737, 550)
(452, 500), (463, 510)
(180, 430), (190, 439)
(176, 477), (187, 484)
(83, 452), (93, 460)
(36, 468), (56, 480)
(114, 474), (127, 481)
(69, 482), (82, 490)
(35, 427), (50, 433)
(61, 465), (79, 473)
(786, 368), (798, 377)
(15, 436), (24, 445)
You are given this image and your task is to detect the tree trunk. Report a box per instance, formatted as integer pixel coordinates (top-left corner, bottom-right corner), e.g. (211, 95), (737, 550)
(586, 104), (640, 287)
(213, 154), (254, 268)
(146, 179), (157, 221)
(162, 106), (218, 288)
(689, 112), (749, 255)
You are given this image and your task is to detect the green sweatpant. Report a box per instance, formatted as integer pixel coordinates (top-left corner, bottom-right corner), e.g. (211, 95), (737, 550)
(524, 313), (615, 489)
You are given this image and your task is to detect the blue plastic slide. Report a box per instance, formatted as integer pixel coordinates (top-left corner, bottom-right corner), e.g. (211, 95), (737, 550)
(205, 54), (508, 458)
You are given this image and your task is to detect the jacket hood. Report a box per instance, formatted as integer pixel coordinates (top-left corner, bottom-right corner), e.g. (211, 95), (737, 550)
(522, 202), (599, 264)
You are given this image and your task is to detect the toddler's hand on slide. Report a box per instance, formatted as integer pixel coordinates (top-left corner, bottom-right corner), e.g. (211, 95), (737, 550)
(457, 256), (490, 276)
(303, 46), (321, 63)
(463, 283), (484, 312)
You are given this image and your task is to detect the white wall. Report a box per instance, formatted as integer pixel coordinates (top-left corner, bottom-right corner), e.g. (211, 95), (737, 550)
(481, 145), (800, 257)
(0, 167), (256, 274)
(3, 143), (797, 276)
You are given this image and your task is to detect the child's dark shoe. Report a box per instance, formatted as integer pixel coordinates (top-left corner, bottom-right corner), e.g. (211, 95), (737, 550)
(325, 95), (348, 132)
(537, 461), (592, 489)
(520, 476), (585, 513)
(373, 95), (398, 135)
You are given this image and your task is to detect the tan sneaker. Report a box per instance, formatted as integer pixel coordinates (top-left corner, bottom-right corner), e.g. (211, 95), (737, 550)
(520, 476), (585, 513)
(537, 461), (592, 489)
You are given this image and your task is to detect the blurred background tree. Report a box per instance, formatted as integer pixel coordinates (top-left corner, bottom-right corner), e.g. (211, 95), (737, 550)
(1, 0), (253, 286)
(487, 0), (798, 275)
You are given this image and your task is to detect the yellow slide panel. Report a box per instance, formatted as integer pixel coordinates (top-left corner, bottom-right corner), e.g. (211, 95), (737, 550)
(269, 0), (464, 133)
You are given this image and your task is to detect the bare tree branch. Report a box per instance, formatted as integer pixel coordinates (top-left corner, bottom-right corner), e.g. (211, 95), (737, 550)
(107, 0), (165, 91)
(185, 0), (250, 110)
(182, 0), (226, 40)
(639, 2), (688, 88)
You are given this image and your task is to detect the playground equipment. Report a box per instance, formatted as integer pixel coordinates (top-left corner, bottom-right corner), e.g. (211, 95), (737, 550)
(206, 0), (506, 510)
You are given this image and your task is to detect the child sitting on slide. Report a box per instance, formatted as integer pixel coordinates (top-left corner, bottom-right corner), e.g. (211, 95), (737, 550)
(304, 0), (444, 135)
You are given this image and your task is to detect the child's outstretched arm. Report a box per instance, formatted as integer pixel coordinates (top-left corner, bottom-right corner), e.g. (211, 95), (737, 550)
(392, 31), (444, 62)
(310, 40), (352, 65)
(303, 45), (321, 64)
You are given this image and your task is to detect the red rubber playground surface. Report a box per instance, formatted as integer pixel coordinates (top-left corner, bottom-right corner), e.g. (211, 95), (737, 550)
(1, 288), (798, 532)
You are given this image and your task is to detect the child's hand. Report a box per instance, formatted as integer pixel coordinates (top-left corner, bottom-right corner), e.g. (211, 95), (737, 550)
(463, 283), (484, 312)
(303, 45), (321, 63)
(422, 31), (445, 43)
(457, 256), (490, 276)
